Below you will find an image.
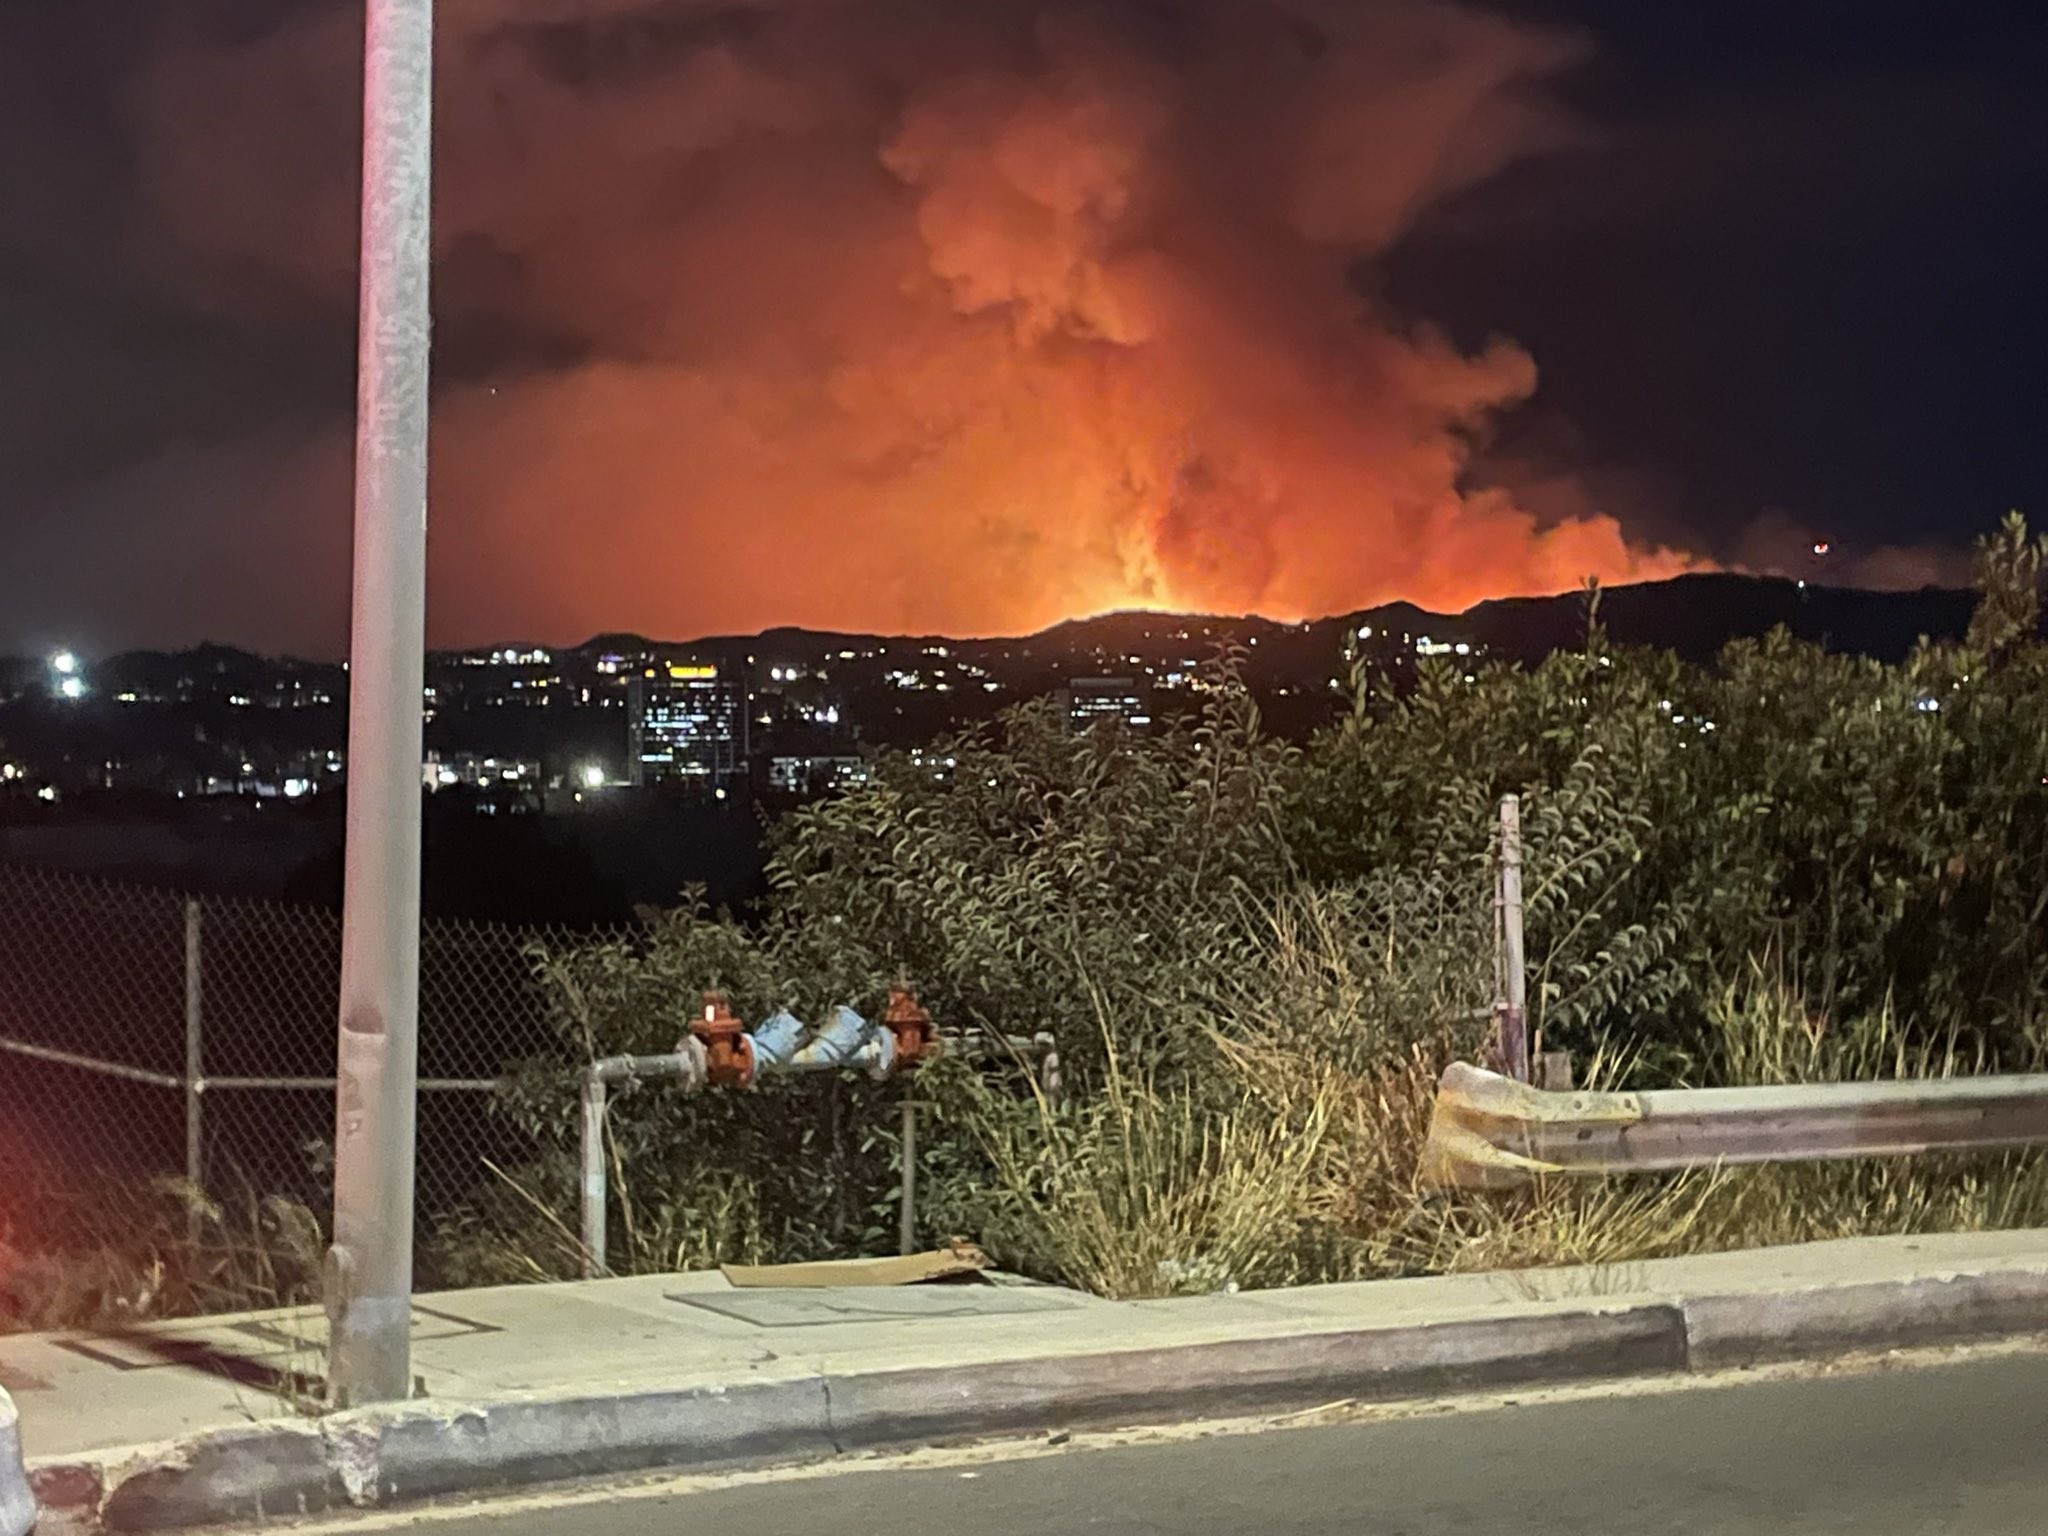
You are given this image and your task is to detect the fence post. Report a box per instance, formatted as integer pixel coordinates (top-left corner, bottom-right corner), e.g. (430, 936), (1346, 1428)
(1496, 793), (1530, 1082)
(898, 1098), (918, 1256)
(184, 899), (204, 1237)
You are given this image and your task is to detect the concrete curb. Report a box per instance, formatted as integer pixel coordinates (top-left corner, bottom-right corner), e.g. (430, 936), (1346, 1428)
(1, 1388), (35, 1536)
(823, 1305), (1683, 1449)
(32, 1305), (1686, 1533)
(26, 1259), (2048, 1532)
(1682, 1263), (2048, 1370)
(89, 1377), (844, 1532)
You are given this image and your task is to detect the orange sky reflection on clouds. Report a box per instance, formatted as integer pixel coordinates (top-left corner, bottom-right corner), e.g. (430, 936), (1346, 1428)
(131, 0), (1706, 647)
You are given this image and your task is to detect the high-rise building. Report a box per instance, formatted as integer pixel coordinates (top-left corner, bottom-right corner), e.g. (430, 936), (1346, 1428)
(630, 661), (748, 790)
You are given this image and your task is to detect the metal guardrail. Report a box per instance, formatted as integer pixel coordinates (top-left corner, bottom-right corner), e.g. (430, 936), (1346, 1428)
(1421, 1061), (2048, 1189)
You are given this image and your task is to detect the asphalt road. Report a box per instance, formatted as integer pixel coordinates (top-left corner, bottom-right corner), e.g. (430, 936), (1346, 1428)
(265, 1350), (2048, 1535)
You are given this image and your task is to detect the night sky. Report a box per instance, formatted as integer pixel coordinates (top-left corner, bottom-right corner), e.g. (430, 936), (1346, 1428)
(2, 0), (2042, 657)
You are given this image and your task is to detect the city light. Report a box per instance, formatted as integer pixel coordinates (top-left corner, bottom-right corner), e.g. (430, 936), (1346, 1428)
(580, 764), (607, 789)
(50, 650), (86, 700)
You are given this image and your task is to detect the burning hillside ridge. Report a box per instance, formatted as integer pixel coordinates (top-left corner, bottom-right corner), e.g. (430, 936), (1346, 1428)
(128, 0), (1700, 643)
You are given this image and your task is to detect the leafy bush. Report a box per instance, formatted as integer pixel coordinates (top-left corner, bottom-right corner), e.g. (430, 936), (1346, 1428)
(439, 515), (2048, 1297)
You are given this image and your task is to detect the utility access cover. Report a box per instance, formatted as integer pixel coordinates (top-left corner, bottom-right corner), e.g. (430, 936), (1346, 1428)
(670, 1285), (1092, 1328)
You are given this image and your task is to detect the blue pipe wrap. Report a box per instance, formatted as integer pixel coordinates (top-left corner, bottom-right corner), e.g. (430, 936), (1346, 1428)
(809, 1004), (870, 1063)
(750, 1008), (806, 1068)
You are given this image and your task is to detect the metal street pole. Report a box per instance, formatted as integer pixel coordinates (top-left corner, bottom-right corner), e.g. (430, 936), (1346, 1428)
(326, 0), (434, 1408)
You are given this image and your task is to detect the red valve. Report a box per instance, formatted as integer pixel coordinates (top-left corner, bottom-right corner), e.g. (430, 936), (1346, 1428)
(882, 985), (937, 1071)
(690, 991), (755, 1087)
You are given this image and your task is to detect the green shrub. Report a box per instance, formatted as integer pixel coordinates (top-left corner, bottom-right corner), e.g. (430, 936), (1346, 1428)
(438, 514), (2048, 1296)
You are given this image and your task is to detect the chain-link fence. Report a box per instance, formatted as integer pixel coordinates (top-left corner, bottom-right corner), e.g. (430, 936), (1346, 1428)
(0, 861), (628, 1277)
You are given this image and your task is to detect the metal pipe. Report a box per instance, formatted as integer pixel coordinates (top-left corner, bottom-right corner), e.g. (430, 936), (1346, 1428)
(578, 1048), (707, 1279)
(945, 1033), (1056, 1064)
(0, 1036), (183, 1090)
(328, 0), (436, 1411)
(1424, 1060), (2048, 1189)
(198, 1076), (500, 1092)
(1032, 1032), (1062, 1110)
(0, 1041), (497, 1098)
(570, 1023), (1063, 1276)
(579, 1071), (607, 1279)
(898, 1098), (917, 1256)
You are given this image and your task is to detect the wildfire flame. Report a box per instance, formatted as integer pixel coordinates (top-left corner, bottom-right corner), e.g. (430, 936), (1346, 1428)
(129, 0), (1701, 646)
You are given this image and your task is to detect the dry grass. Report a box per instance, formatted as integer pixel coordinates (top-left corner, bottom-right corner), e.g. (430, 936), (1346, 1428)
(0, 1176), (323, 1333)
(958, 1068), (1337, 1298)
(953, 1026), (1741, 1298)
(942, 903), (2048, 1300)
(1658, 963), (2048, 1251)
(427, 1153), (775, 1289)
(14, 920), (2048, 1326)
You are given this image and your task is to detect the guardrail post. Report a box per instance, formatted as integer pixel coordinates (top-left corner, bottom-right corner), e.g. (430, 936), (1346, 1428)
(184, 898), (204, 1241)
(1496, 794), (1530, 1082)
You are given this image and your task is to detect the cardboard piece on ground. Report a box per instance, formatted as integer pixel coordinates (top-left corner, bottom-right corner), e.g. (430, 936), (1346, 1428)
(721, 1243), (990, 1289)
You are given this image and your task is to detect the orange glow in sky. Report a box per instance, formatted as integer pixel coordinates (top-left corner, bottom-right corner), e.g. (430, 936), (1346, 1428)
(133, 0), (1702, 648)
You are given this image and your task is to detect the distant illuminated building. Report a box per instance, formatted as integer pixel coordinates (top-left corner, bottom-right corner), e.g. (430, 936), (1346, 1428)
(766, 755), (870, 796)
(422, 751), (541, 793)
(1058, 677), (1151, 732)
(631, 661), (748, 789)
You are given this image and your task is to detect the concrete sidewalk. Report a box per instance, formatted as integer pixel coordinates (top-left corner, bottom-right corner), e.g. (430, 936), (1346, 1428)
(6, 1229), (2048, 1530)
